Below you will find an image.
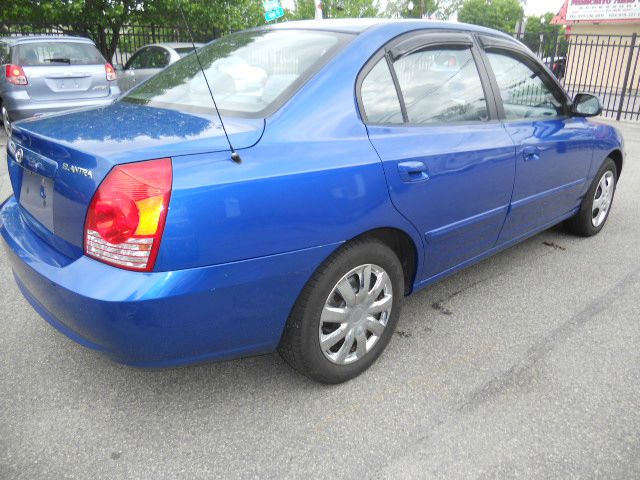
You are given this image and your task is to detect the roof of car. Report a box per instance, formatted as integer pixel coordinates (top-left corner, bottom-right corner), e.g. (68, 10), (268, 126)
(269, 18), (515, 39)
(0, 35), (95, 45)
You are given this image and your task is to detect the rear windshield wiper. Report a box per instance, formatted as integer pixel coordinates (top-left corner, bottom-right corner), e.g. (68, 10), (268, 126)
(45, 58), (71, 64)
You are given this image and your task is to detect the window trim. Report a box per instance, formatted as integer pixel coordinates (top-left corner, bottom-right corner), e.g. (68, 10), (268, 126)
(477, 35), (572, 122)
(356, 30), (499, 127)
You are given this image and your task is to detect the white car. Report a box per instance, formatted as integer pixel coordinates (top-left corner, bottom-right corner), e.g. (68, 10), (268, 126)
(117, 42), (203, 91)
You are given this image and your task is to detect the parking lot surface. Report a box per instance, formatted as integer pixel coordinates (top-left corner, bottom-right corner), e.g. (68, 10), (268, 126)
(1, 122), (639, 480)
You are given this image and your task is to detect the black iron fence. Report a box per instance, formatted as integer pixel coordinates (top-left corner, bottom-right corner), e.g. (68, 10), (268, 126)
(0, 22), (218, 67)
(2, 21), (640, 121)
(514, 31), (640, 121)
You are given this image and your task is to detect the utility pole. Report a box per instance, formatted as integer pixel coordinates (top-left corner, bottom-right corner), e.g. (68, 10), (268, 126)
(420, 0), (424, 18)
(315, 1), (323, 19)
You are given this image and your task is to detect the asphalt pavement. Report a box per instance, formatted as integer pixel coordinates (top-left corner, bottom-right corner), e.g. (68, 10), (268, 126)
(1, 121), (639, 480)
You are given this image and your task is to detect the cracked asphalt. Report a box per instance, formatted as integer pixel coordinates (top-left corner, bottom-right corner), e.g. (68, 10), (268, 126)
(1, 121), (639, 479)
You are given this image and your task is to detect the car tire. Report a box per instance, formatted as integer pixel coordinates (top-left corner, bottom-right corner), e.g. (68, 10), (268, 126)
(564, 158), (618, 237)
(278, 238), (404, 384)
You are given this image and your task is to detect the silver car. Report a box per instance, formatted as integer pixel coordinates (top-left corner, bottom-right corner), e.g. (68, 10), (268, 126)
(0, 36), (121, 136)
(117, 42), (202, 92)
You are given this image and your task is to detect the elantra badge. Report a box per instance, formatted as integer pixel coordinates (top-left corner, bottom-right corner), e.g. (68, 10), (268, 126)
(62, 162), (93, 179)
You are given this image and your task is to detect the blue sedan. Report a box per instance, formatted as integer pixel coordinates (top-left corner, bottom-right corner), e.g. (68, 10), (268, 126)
(0, 19), (624, 383)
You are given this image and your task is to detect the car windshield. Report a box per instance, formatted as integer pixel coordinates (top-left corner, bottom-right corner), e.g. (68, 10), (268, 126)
(121, 29), (351, 116)
(13, 42), (105, 65)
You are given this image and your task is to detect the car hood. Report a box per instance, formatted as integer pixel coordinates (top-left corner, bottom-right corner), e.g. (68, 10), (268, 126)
(13, 101), (264, 163)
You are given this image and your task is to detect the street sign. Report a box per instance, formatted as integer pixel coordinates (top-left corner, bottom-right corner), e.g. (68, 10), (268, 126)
(264, 6), (284, 22)
(263, 0), (281, 11)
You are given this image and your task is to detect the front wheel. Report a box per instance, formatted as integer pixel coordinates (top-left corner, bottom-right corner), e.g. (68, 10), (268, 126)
(565, 158), (618, 237)
(278, 239), (404, 384)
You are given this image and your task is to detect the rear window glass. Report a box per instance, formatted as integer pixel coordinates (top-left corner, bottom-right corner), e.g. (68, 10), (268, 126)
(122, 29), (351, 117)
(13, 42), (105, 66)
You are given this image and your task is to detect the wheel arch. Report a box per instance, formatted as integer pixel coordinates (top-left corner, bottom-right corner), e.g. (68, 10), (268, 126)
(608, 149), (623, 179)
(349, 227), (420, 295)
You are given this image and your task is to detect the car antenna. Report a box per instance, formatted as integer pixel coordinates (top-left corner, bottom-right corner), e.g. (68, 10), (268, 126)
(178, 5), (241, 164)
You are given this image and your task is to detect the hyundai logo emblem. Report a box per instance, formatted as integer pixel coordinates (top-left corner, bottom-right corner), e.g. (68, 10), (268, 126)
(15, 148), (23, 164)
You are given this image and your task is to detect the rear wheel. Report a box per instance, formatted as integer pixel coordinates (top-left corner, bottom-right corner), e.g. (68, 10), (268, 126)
(278, 239), (404, 384)
(565, 158), (618, 237)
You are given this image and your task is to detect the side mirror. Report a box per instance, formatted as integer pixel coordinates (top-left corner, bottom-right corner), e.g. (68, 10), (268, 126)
(572, 93), (602, 117)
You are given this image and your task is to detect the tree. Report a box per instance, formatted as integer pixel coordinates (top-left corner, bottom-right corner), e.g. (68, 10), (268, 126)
(519, 12), (567, 58)
(288, 0), (381, 20)
(0, 0), (266, 61)
(457, 0), (524, 32)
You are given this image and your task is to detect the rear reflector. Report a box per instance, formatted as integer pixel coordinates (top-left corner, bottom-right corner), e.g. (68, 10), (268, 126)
(105, 63), (116, 81)
(84, 158), (172, 272)
(6, 64), (27, 85)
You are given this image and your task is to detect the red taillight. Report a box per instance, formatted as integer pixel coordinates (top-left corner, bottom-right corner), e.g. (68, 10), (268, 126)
(105, 63), (116, 81)
(84, 158), (172, 272)
(6, 64), (27, 85)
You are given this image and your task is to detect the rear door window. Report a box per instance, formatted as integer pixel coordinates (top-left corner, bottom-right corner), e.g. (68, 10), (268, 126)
(12, 42), (105, 66)
(393, 46), (489, 124)
(147, 47), (171, 68)
(360, 58), (403, 124)
(125, 48), (153, 70)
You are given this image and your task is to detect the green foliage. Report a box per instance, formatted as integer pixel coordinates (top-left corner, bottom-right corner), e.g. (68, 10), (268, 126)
(1, 0), (267, 61)
(519, 12), (567, 58)
(457, 0), (524, 32)
(288, 0), (381, 20)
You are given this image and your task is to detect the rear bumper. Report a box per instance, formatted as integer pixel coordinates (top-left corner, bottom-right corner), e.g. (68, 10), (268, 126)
(3, 88), (120, 121)
(0, 196), (338, 367)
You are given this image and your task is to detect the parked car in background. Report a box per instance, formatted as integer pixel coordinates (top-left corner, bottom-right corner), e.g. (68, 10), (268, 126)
(0, 36), (120, 136)
(0, 20), (623, 384)
(543, 55), (566, 80)
(117, 42), (202, 92)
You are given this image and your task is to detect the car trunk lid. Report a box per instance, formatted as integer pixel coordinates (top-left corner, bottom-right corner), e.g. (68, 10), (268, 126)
(7, 102), (264, 260)
(23, 64), (112, 101)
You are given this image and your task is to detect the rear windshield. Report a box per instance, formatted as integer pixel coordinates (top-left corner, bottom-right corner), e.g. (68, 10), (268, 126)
(13, 42), (105, 66)
(121, 29), (351, 117)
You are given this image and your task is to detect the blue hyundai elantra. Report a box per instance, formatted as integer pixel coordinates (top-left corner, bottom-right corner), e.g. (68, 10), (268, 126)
(0, 19), (624, 383)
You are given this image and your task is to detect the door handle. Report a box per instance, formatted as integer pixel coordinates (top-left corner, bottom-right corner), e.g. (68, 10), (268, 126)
(398, 161), (429, 182)
(522, 146), (541, 162)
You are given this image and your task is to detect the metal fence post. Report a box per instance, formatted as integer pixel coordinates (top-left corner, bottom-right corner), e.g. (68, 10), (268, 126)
(616, 33), (637, 121)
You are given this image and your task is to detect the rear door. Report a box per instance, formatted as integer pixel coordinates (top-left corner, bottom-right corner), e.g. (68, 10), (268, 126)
(13, 41), (111, 101)
(360, 32), (516, 281)
(478, 37), (594, 244)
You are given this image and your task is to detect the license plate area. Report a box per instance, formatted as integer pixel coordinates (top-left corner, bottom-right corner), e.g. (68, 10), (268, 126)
(19, 169), (55, 232)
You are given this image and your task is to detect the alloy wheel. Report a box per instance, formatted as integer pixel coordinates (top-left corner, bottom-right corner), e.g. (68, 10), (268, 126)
(591, 170), (615, 227)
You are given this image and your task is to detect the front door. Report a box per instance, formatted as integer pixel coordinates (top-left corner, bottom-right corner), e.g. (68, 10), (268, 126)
(480, 43), (594, 244)
(359, 33), (516, 281)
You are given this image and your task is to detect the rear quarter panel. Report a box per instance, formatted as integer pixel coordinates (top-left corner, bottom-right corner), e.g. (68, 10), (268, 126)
(156, 25), (428, 277)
